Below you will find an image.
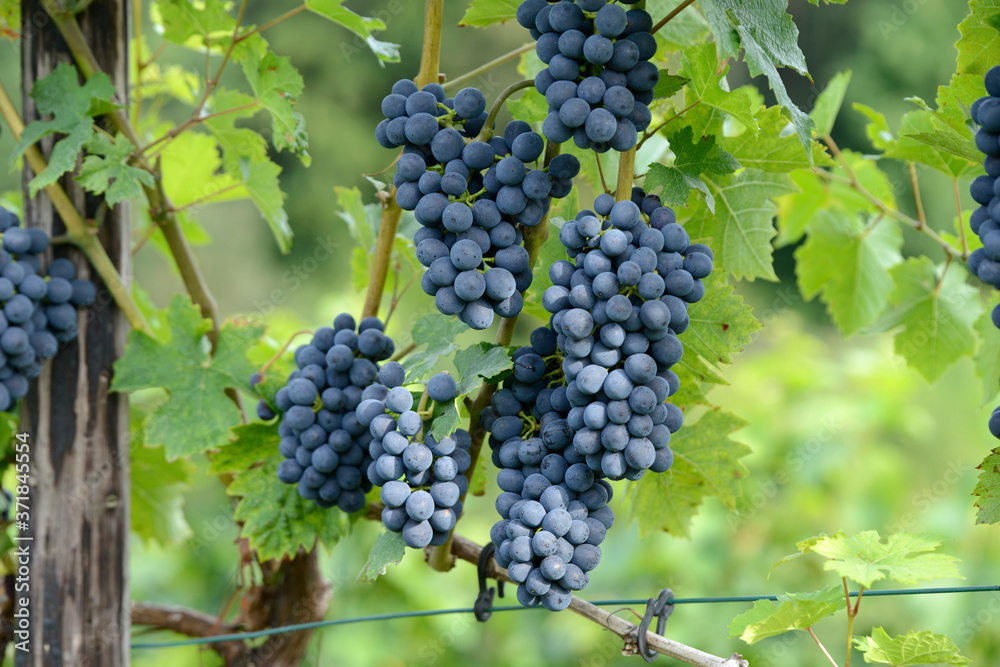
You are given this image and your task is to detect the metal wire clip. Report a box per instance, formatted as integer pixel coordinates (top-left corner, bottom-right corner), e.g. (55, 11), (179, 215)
(473, 543), (505, 622)
(637, 588), (675, 662)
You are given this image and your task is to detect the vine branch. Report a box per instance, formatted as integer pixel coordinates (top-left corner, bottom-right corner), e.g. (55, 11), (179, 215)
(476, 79), (537, 142)
(616, 146), (637, 202)
(651, 0), (698, 35)
(416, 0), (444, 88)
(0, 79), (153, 336)
(443, 43), (535, 91)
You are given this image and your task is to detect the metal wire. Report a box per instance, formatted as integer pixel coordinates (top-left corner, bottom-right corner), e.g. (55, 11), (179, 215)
(130, 584), (1000, 649)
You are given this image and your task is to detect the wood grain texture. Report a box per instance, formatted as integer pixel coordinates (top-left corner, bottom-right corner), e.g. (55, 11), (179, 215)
(19, 2), (130, 665)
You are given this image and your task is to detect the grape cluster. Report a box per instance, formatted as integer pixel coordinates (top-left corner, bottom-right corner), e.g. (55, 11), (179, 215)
(543, 189), (712, 481)
(0, 207), (95, 412)
(516, 0), (657, 152)
(358, 371), (472, 548)
(482, 326), (615, 610)
(376, 80), (580, 328)
(969, 66), (1000, 441)
(271, 314), (396, 513)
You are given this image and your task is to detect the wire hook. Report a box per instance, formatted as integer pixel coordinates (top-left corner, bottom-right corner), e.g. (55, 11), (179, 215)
(474, 543), (505, 622)
(637, 588), (675, 662)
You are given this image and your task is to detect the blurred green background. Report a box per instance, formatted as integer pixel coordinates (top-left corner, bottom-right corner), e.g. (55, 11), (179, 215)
(2, 1), (999, 665)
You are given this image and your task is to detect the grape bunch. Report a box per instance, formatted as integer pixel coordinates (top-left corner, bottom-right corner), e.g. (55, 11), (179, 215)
(0, 207), (95, 412)
(358, 371), (473, 549)
(968, 65), (1000, 441)
(516, 0), (657, 152)
(542, 189), (712, 481)
(376, 80), (580, 328)
(482, 326), (615, 610)
(271, 314), (396, 513)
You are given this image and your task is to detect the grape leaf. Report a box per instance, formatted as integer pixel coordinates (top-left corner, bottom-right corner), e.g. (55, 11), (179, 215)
(796, 530), (962, 588)
(10, 63), (115, 195)
(700, 0), (815, 155)
(884, 111), (979, 179)
(523, 221), (567, 321)
(242, 158), (292, 254)
(684, 169), (797, 281)
(795, 211), (903, 336)
(723, 105), (831, 173)
(644, 127), (741, 211)
(728, 584), (843, 644)
(629, 408), (750, 538)
(335, 186), (377, 249)
(131, 433), (193, 547)
(155, 0), (234, 49)
(208, 422), (278, 475)
(678, 43), (758, 136)
(431, 344), (514, 440)
(112, 295), (264, 460)
(648, 0), (711, 50)
(811, 71), (852, 136)
(957, 0), (1000, 77)
(304, 0), (397, 63)
(878, 258), (979, 382)
(973, 447), (1000, 524)
(653, 72), (690, 102)
(202, 88), (268, 173)
(237, 44), (309, 161)
(459, 0), (518, 27)
(403, 313), (469, 382)
(684, 273), (761, 367)
(974, 310), (1000, 405)
(855, 628), (970, 666)
(77, 133), (155, 206)
(225, 431), (350, 561)
(159, 131), (243, 210)
(507, 88), (547, 124)
(358, 531), (406, 583)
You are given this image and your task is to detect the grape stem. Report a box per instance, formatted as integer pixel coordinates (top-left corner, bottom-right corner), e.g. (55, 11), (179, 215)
(449, 534), (749, 667)
(950, 175), (969, 256)
(475, 79), (537, 143)
(443, 43), (535, 92)
(808, 628), (841, 667)
(0, 78), (153, 337)
(416, 0), (445, 88)
(616, 146), (637, 202)
(650, 0), (698, 35)
(390, 342), (418, 362)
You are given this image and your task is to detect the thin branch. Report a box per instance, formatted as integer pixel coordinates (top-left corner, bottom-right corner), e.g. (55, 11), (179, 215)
(237, 4), (307, 43)
(476, 79), (537, 142)
(416, 0), (445, 88)
(171, 182), (243, 213)
(0, 79), (153, 336)
(595, 153), (612, 194)
(361, 195), (403, 320)
(131, 602), (245, 662)
(908, 163), (926, 228)
(131, 223), (158, 256)
(807, 628), (841, 667)
(651, 0), (698, 35)
(636, 101), (701, 151)
(449, 535), (748, 667)
(141, 101), (259, 157)
(390, 341), (417, 363)
(443, 43), (535, 92)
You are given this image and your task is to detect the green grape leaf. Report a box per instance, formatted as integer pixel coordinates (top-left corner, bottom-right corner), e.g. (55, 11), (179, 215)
(158, 131), (243, 209)
(855, 628), (970, 666)
(684, 169), (797, 281)
(810, 70), (852, 136)
(238, 44), (309, 161)
(131, 434), (193, 547)
(972, 447), (1000, 524)
(885, 111), (979, 179)
(155, 0), (234, 49)
(77, 132), (155, 206)
(203, 88), (268, 172)
(648, 0), (711, 50)
(303, 0), (397, 63)
(653, 72), (690, 102)
(957, 0), (1000, 77)
(112, 295), (264, 460)
(854, 102), (895, 152)
(795, 211), (903, 336)
(722, 105), (830, 173)
(507, 88), (548, 124)
(908, 128), (981, 164)
(431, 344), (514, 440)
(10, 63), (116, 195)
(645, 127), (741, 211)
(796, 530), (962, 588)
(358, 530), (407, 582)
(227, 440), (350, 561)
(242, 158), (292, 254)
(678, 43), (758, 136)
(974, 310), (1000, 405)
(208, 422), (278, 475)
(728, 584), (844, 644)
(684, 272), (761, 367)
(335, 186), (377, 249)
(879, 258), (980, 382)
(629, 408), (750, 538)
(700, 0), (815, 155)
(404, 313), (469, 381)
(459, 0), (518, 27)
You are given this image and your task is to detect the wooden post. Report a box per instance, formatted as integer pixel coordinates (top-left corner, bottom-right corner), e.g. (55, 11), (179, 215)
(19, 1), (130, 665)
